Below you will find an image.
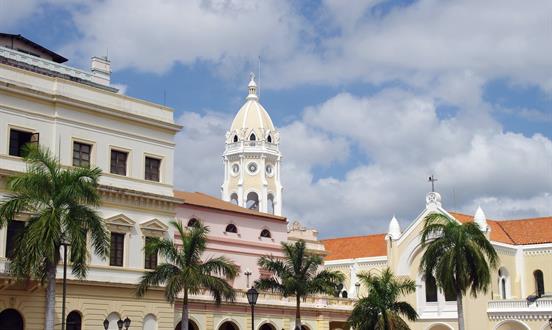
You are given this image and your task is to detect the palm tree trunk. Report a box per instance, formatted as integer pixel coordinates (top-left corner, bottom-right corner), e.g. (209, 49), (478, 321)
(44, 261), (57, 330)
(295, 295), (301, 330)
(456, 289), (465, 330)
(181, 288), (189, 330)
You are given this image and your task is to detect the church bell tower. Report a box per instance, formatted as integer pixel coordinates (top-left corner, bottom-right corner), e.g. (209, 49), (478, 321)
(221, 74), (283, 215)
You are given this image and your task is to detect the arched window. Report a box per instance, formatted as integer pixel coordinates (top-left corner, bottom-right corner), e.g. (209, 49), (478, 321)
(176, 320), (199, 330)
(225, 224), (238, 233)
(143, 314), (157, 330)
(534, 269), (545, 297)
(267, 194), (274, 214)
(219, 321), (239, 330)
(425, 275), (438, 302)
(67, 310), (82, 330)
(341, 290), (348, 298)
(260, 229), (271, 238)
(267, 135), (272, 143)
(498, 267), (510, 300)
(233, 135), (238, 142)
(250, 133), (256, 141)
(187, 218), (199, 228)
(105, 312), (121, 330)
(230, 193), (239, 205)
(246, 192), (259, 211)
(0, 308), (24, 330)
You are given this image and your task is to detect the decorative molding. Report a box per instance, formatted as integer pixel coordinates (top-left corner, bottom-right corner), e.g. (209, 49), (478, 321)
(105, 214), (135, 232)
(140, 218), (169, 237)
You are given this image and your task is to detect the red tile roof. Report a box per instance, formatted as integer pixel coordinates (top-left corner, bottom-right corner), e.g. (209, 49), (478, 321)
(173, 191), (287, 222)
(322, 213), (552, 261)
(450, 212), (552, 245)
(322, 234), (387, 260)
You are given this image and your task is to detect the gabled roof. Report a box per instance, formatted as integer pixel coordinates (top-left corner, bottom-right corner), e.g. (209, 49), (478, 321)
(322, 234), (387, 261)
(173, 191), (287, 222)
(0, 33), (67, 63)
(450, 212), (552, 245)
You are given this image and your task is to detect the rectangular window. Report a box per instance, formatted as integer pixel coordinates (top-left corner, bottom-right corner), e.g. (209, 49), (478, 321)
(73, 142), (92, 168)
(110, 149), (128, 176)
(425, 275), (438, 302)
(9, 129), (39, 157)
(144, 157), (161, 182)
(5, 221), (25, 259)
(109, 232), (125, 267)
(144, 237), (158, 270)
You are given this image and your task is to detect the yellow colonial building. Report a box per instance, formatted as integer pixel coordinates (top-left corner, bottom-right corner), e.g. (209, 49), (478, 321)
(323, 192), (552, 330)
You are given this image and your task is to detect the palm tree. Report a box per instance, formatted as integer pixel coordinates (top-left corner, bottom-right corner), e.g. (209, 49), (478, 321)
(420, 213), (499, 330)
(255, 239), (344, 330)
(348, 268), (417, 330)
(0, 146), (109, 330)
(137, 221), (238, 330)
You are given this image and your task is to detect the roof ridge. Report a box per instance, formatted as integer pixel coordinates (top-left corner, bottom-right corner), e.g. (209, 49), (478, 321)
(494, 221), (517, 244)
(322, 233), (386, 241)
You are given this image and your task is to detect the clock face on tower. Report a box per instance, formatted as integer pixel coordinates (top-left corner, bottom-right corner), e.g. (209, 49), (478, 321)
(247, 162), (258, 174)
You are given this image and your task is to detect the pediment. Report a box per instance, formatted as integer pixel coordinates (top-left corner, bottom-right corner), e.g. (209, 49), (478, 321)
(105, 214), (136, 229)
(140, 218), (169, 232)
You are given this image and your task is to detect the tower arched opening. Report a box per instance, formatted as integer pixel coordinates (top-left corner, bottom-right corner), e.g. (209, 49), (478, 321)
(246, 192), (259, 211)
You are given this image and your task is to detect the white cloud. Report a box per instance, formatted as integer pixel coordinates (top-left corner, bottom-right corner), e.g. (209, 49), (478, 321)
(60, 0), (305, 75)
(173, 111), (231, 195)
(280, 91), (552, 237)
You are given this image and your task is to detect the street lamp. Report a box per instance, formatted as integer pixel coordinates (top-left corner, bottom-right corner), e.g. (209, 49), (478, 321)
(103, 317), (131, 330)
(246, 287), (259, 330)
(355, 282), (360, 298)
(60, 240), (70, 330)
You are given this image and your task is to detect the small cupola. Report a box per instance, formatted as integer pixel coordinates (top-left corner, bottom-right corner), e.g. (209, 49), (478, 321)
(246, 72), (258, 101)
(388, 216), (401, 240)
(474, 206), (488, 232)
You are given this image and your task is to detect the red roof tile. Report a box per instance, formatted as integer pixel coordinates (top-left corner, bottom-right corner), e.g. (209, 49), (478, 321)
(322, 234), (387, 261)
(173, 191), (287, 222)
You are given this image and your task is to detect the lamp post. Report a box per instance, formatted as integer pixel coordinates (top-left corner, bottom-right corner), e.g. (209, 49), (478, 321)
(61, 240), (70, 330)
(246, 287), (259, 330)
(103, 317), (131, 330)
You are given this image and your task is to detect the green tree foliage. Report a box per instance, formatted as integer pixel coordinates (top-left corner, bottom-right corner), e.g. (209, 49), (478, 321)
(0, 146), (109, 330)
(420, 213), (499, 330)
(348, 268), (417, 330)
(255, 240), (344, 330)
(137, 221), (237, 330)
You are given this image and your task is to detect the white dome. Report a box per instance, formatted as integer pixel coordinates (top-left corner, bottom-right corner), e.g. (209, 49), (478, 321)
(229, 74), (276, 141)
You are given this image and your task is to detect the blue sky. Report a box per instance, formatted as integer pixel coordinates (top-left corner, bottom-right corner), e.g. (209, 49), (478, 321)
(2, 0), (551, 238)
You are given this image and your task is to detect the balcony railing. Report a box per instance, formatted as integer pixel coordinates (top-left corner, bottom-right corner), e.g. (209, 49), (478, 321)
(189, 290), (355, 310)
(488, 298), (552, 315)
(0, 46), (96, 82)
(225, 141), (280, 154)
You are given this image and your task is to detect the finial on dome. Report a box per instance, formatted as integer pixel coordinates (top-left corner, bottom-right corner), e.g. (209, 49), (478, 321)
(246, 72), (258, 100)
(474, 206), (488, 231)
(388, 215), (401, 240)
